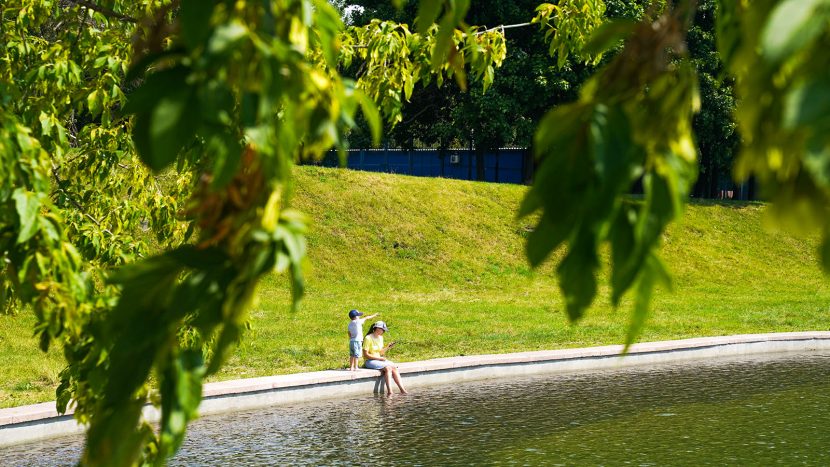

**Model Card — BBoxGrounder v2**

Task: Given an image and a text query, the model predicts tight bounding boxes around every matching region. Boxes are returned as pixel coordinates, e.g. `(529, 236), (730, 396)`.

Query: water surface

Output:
(3, 352), (829, 465)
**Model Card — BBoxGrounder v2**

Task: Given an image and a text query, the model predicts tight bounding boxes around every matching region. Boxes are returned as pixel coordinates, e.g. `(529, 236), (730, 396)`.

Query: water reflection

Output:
(2, 352), (829, 465)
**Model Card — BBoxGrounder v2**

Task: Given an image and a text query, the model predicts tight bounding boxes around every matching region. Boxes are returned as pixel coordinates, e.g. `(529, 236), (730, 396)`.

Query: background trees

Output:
(346, 0), (740, 195)
(348, 0), (597, 152)
(688, 0), (740, 198)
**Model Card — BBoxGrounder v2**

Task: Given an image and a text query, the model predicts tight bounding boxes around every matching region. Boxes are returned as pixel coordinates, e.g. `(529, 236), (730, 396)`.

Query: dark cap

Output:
(348, 309), (363, 319)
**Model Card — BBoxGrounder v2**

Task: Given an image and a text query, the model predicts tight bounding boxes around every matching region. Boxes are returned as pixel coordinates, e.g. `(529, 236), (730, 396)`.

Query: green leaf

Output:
(159, 348), (205, 458)
(168, 245), (230, 270)
(124, 48), (186, 84)
(715, 0), (742, 66)
(86, 90), (101, 116)
(803, 134), (830, 187)
(432, 14), (457, 72)
(583, 19), (636, 56)
(241, 92), (259, 128)
(526, 211), (571, 268)
(199, 82), (235, 126)
(208, 20), (248, 56)
(639, 171), (677, 247)
(517, 188), (542, 218)
(761, 0), (826, 64)
(289, 259), (305, 312)
(534, 103), (590, 161)
(416, 0), (442, 34)
(122, 67), (190, 116)
(147, 89), (198, 172)
(180, 0), (215, 50)
(609, 203), (638, 306)
(207, 323), (241, 375)
(356, 89), (382, 147)
(590, 104), (636, 191)
(124, 67), (199, 172)
(557, 229), (599, 321)
(38, 111), (52, 136)
(83, 400), (147, 467)
(623, 253), (658, 351)
(39, 331), (50, 352)
(12, 188), (40, 244)
(207, 132), (243, 189)
(783, 75), (830, 129)
(312, 0), (344, 66)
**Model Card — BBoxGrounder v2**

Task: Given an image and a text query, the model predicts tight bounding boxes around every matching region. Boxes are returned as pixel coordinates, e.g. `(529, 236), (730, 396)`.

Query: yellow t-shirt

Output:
(363, 334), (383, 359)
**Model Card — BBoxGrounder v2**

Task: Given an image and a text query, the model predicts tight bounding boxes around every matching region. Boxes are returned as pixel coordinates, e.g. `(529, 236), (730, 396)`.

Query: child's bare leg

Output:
(391, 367), (407, 393)
(383, 368), (392, 395)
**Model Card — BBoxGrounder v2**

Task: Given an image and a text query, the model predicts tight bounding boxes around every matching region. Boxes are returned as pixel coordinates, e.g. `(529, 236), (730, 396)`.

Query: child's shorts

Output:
(349, 339), (362, 358)
(364, 359), (394, 370)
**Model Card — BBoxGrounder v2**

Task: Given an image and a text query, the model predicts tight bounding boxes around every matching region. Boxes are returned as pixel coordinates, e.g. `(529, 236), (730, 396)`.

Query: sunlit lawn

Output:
(2, 167), (830, 408)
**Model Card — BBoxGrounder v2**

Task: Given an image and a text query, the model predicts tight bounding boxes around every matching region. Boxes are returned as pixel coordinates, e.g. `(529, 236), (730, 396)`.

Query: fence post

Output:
(383, 141), (390, 173)
(440, 148), (445, 177)
(468, 138), (473, 180)
(495, 150), (500, 183)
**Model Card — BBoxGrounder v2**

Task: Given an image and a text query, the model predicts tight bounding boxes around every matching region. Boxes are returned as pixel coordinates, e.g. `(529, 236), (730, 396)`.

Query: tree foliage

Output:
(0, 0), (507, 465)
(346, 0), (608, 154)
(339, 19), (507, 126)
(688, 0), (739, 198)
(718, 0), (830, 240)
(3, 0), (830, 466)
(522, 2), (699, 342)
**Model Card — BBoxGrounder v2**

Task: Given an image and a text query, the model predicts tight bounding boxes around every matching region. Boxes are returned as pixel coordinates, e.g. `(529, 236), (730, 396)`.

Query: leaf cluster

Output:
(532, 0), (607, 68)
(717, 0), (830, 250)
(340, 17), (506, 128)
(522, 3), (699, 346)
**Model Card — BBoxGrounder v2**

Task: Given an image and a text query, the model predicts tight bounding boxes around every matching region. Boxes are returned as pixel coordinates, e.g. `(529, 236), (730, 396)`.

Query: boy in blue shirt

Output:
(347, 309), (378, 371)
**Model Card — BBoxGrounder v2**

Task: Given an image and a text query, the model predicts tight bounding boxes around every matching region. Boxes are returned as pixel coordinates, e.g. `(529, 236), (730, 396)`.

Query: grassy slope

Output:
(2, 166), (829, 408)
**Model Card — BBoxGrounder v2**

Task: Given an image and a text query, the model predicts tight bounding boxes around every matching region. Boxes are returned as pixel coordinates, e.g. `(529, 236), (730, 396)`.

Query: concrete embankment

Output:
(2, 331), (829, 447)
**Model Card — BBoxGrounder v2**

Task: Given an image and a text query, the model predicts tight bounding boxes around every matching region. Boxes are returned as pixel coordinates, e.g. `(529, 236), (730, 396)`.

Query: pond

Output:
(2, 351), (830, 465)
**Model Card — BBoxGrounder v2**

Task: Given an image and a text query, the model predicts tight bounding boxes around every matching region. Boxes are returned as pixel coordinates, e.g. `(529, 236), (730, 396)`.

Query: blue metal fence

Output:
(313, 148), (532, 185)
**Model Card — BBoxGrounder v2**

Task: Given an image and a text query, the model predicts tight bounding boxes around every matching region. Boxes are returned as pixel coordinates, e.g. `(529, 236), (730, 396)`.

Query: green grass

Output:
(3, 166), (830, 408)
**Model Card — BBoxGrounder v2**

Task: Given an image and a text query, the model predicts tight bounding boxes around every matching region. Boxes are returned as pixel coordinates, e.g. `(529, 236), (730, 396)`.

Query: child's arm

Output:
(365, 313), (379, 320)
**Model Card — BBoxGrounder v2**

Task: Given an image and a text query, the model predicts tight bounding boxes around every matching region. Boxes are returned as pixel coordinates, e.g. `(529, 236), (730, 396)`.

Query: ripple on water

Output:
(2, 352), (830, 466)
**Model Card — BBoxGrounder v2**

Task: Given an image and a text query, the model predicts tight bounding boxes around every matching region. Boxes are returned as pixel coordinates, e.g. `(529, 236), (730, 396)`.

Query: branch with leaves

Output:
(532, 0), (607, 67)
(340, 19), (507, 126)
(521, 2), (699, 346)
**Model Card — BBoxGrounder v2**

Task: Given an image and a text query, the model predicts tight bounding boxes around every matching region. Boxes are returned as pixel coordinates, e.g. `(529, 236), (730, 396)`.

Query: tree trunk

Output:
(475, 147), (486, 181)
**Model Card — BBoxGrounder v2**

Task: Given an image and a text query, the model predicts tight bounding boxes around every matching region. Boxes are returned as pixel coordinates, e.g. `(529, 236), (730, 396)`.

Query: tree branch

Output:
(52, 164), (115, 237)
(66, 0), (138, 24)
(402, 103), (435, 125)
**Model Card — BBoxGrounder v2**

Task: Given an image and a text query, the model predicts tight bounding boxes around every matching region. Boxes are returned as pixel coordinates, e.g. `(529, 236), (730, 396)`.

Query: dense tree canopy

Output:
(347, 0), (608, 151)
(347, 0), (739, 194)
(2, 0), (830, 465)
(688, 0), (740, 198)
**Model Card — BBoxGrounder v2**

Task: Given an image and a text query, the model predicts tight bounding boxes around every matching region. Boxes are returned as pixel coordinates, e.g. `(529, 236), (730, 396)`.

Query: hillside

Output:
(3, 166), (829, 407)
(225, 166), (830, 377)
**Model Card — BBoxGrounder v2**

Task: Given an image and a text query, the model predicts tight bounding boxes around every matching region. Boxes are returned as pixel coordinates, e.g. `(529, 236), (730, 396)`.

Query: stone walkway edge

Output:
(2, 331), (830, 447)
